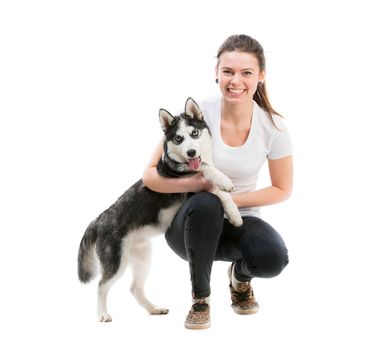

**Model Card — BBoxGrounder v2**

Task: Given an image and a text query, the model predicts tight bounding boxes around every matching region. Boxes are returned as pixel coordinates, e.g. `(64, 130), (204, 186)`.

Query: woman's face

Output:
(216, 50), (265, 104)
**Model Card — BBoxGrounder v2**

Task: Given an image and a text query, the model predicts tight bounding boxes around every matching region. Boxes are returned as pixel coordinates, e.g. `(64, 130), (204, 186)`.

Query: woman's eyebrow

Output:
(221, 67), (255, 71)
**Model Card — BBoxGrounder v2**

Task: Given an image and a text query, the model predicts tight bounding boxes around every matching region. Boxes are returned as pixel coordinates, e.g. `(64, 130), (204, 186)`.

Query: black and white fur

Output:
(77, 98), (242, 322)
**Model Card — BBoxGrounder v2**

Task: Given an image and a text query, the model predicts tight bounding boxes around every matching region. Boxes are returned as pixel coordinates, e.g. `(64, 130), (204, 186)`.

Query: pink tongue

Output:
(188, 158), (200, 170)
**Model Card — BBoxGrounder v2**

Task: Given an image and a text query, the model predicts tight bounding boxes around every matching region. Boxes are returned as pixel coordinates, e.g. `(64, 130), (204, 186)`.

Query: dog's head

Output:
(159, 98), (211, 172)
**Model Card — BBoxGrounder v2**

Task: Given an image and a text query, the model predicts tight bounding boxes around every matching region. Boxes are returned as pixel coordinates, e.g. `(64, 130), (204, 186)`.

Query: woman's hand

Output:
(187, 172), (214, 193)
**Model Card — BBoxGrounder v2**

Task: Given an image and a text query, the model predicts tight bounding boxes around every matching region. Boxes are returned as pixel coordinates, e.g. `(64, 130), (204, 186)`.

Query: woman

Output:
(142, 34), (293, 329)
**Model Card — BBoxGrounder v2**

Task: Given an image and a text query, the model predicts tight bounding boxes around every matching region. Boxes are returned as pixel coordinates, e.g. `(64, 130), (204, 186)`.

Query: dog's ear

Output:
(159, 108), (175, 132)
(185, 97), (204, 120)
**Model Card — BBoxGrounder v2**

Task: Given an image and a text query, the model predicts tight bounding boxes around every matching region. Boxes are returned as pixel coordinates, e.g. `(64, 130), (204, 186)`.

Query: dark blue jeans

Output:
(165, 192), (289, 298)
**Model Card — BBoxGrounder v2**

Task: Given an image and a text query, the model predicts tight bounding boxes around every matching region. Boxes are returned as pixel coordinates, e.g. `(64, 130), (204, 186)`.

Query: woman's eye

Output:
(243, 71), (253, 76)
(223, 70), (233, 75)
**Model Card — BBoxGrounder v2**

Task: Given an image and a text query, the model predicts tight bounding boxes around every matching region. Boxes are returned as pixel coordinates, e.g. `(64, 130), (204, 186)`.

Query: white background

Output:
(1, 0), (383, 348)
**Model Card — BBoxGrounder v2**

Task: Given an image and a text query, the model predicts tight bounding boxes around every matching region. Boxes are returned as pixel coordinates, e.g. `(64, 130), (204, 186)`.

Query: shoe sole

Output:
(232, 305), (259, 315)
(184, 321), (211, 330)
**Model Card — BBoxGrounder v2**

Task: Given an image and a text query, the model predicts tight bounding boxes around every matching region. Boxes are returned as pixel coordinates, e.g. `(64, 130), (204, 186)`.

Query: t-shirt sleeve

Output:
(267, 117), (293, 160)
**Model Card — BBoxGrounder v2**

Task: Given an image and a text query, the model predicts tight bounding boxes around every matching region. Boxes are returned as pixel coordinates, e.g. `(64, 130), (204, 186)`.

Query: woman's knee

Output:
(165, 192), (223, 257)
(239, 217), (289, 278)
(186, 192), (223, 219)
(247, 247), (289, 278)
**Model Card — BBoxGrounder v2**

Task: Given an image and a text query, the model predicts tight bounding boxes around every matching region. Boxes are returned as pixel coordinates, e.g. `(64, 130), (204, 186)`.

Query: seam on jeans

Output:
(184, 193), (224, 298)
(185, 211), (212, 298)
(185, 215), (197, 294)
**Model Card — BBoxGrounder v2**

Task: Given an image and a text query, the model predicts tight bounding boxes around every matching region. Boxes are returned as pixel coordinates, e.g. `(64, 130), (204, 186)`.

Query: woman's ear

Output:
(259, 70), (266, 83)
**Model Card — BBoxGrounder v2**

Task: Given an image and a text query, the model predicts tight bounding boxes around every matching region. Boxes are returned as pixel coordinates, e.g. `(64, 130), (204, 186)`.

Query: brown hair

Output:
(216, 34), (283, 126)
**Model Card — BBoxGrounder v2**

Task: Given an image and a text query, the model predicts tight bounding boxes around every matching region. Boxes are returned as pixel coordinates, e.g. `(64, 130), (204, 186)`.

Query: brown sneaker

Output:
(184, 298), (210, 330)
(228, 263), (259, 315)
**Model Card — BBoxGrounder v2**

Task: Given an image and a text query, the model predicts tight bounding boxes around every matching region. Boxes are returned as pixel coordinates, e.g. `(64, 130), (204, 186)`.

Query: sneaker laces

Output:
(232, 284), (253, 303)
(192, 302), (209, 312)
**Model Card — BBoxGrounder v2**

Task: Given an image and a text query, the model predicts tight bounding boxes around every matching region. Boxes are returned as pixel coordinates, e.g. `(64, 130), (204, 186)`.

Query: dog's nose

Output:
(187, 149), (196, 158)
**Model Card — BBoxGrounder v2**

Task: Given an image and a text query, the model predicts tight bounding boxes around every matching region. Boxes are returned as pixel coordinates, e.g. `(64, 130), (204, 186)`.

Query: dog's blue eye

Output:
(191, 130), (199, 138)
(174, 135), (183, 143)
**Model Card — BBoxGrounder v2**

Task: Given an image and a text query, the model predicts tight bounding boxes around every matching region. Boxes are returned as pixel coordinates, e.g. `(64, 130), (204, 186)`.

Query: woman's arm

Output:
(142, 138), (212, 193)
(231, 156), (293, 208)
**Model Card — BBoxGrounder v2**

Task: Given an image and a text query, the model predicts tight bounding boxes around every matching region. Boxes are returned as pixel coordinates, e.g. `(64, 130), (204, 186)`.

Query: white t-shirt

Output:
(197, 95), (293, 218)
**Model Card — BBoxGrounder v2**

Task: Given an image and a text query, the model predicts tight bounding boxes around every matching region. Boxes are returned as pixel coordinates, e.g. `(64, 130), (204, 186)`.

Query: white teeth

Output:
(228, 89), (244, 94)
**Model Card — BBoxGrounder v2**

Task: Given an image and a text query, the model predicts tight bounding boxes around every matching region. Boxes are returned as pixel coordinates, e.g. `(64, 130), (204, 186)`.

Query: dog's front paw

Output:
(229, 216), (243, 227)
(228, 213), (243, 227)
(215, 175), (234, 192)
(99, 313), (112, 322)
(150, 307), (169, 315)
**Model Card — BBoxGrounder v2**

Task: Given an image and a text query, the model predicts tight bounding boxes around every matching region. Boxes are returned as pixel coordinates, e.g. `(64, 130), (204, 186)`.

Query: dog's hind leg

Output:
(130, 240), (169, 315)
(97, 278), (115, 322)
(97, 246), (129, 322)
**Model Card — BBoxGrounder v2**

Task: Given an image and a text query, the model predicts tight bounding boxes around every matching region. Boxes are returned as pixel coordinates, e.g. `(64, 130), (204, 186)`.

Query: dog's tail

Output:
(77, 222), (98, 283)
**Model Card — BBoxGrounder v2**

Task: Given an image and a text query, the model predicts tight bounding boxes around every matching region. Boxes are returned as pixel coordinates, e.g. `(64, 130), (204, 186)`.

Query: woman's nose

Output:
(231, 73), (241, 83)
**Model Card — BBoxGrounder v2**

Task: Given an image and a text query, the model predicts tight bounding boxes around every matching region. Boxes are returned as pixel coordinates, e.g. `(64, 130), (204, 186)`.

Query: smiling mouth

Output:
(227, 88), (246, 95)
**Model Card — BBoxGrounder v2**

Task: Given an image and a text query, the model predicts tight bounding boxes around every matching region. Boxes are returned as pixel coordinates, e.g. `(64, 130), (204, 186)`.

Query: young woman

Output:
(142, 34), (293, 329)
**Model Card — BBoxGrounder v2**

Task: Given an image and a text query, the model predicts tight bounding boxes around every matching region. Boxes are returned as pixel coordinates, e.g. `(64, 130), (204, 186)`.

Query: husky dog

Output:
(78, 98), (242, 322)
